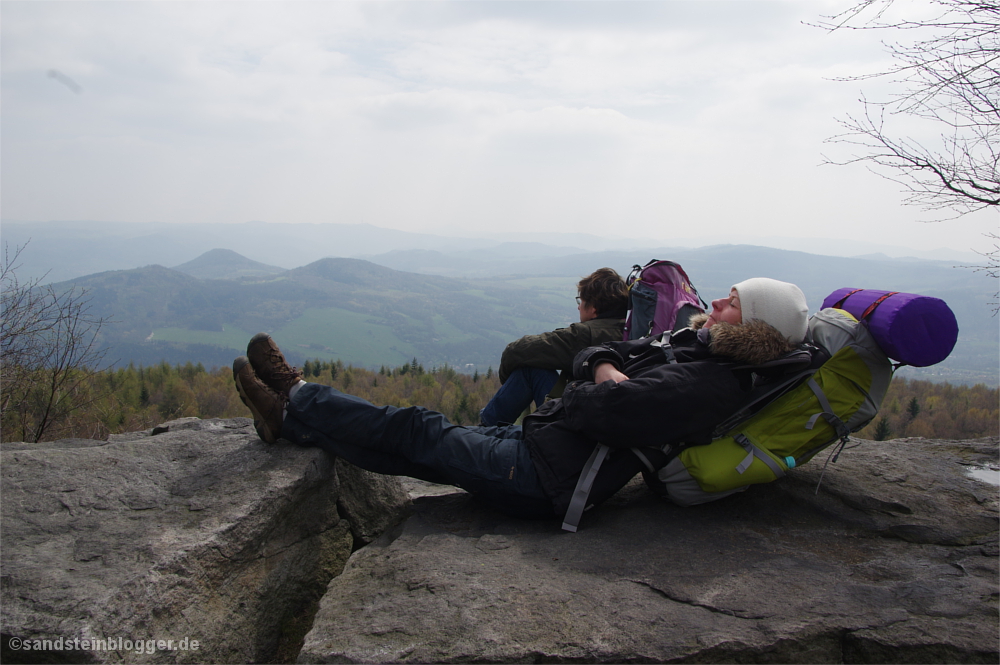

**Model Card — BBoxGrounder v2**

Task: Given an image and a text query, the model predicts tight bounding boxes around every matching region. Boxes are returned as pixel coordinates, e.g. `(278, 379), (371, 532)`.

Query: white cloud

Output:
(1, 0), (994, 254)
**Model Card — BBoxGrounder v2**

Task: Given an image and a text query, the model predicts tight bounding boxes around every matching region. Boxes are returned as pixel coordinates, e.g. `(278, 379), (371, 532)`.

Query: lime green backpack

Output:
(655, 308), (893, 507)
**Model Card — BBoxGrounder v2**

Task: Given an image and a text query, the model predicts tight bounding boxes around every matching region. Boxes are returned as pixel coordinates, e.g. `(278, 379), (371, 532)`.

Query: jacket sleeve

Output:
(498, 322), (609, 383)
(559, 359), (747, 449)
(572, 337), (660, 382)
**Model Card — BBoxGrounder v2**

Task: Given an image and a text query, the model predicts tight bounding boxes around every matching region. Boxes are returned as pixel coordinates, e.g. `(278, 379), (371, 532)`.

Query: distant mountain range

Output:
(38, 245), (999, 387)
(2, 219), (983, 284)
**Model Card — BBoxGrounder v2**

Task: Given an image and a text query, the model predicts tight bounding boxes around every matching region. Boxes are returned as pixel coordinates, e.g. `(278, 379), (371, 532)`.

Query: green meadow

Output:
(274, 307), (421, 367)
(149, 324), (256, 351)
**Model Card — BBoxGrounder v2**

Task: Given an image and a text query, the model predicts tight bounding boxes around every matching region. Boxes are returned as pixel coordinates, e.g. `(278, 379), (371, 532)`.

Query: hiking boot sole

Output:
(233, 356), (280, 444)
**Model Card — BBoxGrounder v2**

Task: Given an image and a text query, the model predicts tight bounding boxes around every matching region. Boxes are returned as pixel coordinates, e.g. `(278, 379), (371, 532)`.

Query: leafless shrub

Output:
(1, 242), (111, 442)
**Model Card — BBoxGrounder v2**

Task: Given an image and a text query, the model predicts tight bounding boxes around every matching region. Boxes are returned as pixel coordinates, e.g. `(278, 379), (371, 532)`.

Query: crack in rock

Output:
(627, 578), (769, 620)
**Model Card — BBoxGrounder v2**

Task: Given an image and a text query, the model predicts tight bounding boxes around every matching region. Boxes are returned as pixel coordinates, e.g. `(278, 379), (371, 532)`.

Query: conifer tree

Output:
(873, 416), (893, 441)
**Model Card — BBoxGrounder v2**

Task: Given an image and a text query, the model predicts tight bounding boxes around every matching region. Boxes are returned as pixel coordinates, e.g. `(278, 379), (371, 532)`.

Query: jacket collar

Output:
(687, 312), (798, 365)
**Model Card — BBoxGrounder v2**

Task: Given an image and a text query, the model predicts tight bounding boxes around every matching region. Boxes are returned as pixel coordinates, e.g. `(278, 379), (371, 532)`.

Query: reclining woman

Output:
(233, 278), (809, 526)
(480, 267), (628, 426)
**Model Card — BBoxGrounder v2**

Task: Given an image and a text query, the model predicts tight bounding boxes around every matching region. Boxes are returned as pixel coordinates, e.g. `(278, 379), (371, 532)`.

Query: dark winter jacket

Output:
(522, 315), (804, 517)
(498, 314), (625, 384)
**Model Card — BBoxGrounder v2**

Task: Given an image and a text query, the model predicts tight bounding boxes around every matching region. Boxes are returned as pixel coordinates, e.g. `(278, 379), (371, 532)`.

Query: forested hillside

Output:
(857, 378), (999, 442)
(57, 258), (572, 371)
(0, 359), (502, 444)
(2, 360), (994, 445)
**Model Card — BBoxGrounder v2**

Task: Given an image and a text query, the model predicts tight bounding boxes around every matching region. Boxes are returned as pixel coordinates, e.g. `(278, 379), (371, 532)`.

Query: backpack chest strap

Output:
(649, 333), (677, 363)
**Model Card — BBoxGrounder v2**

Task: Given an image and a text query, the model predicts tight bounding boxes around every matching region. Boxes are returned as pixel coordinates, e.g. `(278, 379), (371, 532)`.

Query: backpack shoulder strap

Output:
(562, 444), (611, 532)
(563, 333), (679, 532)
(709, 346), (824, 439)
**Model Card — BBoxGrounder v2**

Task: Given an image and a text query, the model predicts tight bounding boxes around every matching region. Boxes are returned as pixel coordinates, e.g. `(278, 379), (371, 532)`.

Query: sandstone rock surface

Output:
(3, 423), (996, 664)
(299, 437), (999, 663)
(1, 417), (410, 664)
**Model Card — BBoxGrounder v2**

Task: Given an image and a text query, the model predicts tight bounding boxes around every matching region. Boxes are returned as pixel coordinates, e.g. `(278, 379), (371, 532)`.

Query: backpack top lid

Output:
(821, 288), (958, 367)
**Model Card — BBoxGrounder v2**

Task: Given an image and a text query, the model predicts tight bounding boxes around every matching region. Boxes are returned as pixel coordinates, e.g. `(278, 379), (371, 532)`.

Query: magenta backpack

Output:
(623, 260), (707, 340)
(822, 288), (958, 367)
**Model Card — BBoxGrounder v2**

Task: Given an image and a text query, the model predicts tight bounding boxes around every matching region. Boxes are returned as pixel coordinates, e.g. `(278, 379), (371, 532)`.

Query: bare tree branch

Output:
(816, 0), (1000, 216)
(815, 1), (999, 310)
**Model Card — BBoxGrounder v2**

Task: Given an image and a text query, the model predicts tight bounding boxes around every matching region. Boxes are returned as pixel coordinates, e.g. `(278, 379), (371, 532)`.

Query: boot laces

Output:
(266, 348), (302, 383)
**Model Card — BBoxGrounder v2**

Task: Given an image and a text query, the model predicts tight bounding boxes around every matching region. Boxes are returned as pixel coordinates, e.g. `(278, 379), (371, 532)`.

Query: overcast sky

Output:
(2, 0), (996, 255)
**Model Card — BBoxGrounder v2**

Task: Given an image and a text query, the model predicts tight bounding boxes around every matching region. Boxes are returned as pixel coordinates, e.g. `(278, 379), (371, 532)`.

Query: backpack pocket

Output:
(626, 281), (657, 340)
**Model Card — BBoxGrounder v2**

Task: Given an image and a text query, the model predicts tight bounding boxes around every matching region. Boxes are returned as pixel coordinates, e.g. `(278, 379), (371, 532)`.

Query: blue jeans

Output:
(281, 382), (555, 519)
(479, 367), (559, 427)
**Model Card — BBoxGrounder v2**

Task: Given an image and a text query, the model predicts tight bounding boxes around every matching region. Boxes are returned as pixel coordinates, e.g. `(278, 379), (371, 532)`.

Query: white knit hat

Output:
(732, 278), (809, 344)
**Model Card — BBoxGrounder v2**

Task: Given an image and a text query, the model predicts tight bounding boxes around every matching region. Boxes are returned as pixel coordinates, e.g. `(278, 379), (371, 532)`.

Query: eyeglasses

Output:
(575, 297), (583, 305)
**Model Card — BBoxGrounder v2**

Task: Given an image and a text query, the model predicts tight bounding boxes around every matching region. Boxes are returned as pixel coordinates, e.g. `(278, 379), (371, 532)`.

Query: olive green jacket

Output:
(497, 316), (625, 384)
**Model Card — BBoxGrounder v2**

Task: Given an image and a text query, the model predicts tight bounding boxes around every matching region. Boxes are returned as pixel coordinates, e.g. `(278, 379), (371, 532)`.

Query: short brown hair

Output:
(578, 268), (628, 316)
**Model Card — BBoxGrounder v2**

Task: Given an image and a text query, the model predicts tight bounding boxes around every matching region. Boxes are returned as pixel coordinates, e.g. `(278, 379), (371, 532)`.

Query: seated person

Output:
(233, 277), (809, 526)
(479, 267), (628, 426)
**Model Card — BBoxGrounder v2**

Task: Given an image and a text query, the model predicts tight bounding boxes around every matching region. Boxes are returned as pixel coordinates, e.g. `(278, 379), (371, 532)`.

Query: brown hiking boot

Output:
(233, 356), (284, 444)
(247, 332), (303, 397)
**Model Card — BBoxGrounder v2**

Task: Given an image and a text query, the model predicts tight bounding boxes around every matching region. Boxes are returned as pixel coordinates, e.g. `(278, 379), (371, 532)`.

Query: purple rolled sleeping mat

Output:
(822, 288), (959, 367)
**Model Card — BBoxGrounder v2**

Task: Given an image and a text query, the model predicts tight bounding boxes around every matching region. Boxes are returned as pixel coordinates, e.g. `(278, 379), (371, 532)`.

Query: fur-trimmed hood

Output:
(689, 312), (798, 366)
